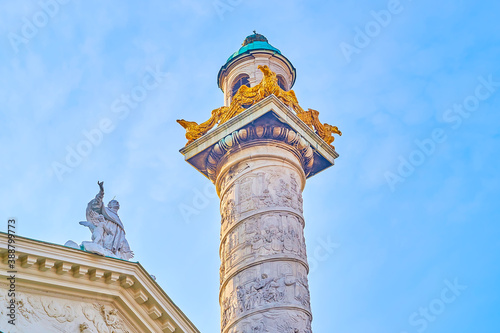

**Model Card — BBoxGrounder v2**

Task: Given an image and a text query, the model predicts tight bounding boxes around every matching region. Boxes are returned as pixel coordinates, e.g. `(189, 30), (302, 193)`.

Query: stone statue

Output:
(68, 181), (134, 260)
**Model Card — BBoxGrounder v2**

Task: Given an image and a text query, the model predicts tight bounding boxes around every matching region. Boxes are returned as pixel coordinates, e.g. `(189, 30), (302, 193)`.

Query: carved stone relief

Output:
(219, 157), (312, 332)
(220, 262), (311, 331)
(221, 169), (304, 237)
(0, 286), (132, 333)
(220, 162), (252, 195)
(225, 309), (312, 333)
(220, 212), (307, 283)
(221, 184), (237, 235)
(235, 170), (303, 214)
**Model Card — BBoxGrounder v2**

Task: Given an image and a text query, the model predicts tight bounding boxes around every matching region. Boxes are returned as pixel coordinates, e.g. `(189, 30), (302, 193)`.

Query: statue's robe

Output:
(101, 206), (126, 253)
(86, 190), (132, 259)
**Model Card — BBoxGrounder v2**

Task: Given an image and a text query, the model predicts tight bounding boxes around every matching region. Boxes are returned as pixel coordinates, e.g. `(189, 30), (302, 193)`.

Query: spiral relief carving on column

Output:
(175, 34), (342, 333)
(217, 149), (313, 332)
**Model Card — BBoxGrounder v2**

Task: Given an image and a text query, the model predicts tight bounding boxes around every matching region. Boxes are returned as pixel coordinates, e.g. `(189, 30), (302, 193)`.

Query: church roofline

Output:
(0, 231), (200, 333)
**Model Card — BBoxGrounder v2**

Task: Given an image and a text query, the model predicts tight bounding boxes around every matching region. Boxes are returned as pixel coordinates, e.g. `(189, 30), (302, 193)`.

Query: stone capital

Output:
(179, 95), (339, 184)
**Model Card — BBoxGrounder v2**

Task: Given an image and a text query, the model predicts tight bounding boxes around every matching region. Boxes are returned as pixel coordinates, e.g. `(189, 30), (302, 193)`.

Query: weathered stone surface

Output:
(180, 96), (339, 333)
(67, 181), (134, 261)
(217, 140), (312, 333)
(0, 286), (133, 333)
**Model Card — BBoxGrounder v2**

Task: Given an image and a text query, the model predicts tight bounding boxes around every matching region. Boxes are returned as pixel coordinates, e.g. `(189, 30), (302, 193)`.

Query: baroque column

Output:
(216, 122), (313, 333)
(178, 32), (340, 333)
(179, 95), (339, 333)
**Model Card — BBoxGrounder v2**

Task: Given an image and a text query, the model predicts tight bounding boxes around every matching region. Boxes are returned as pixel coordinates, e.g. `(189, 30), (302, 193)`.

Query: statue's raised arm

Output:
(93, 181), (104, 211)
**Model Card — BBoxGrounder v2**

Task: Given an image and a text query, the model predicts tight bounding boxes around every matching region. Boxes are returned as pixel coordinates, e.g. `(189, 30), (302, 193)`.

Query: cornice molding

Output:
(0, 232), (199, 333)
(206, 126), (314, 182)
(180, 95), (339, 183)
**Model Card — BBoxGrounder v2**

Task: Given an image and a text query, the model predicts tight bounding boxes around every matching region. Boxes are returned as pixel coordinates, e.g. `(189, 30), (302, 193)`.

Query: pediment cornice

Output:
(0, 232), (199, 333)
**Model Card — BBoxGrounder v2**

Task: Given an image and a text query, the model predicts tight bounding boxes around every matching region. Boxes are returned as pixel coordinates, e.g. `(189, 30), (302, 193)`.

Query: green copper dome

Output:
(226, 33), (282, 63)
(217, 32), (296, 90)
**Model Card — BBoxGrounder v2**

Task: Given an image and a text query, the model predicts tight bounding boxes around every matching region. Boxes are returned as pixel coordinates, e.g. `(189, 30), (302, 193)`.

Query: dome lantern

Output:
(217, 32), (297, 106)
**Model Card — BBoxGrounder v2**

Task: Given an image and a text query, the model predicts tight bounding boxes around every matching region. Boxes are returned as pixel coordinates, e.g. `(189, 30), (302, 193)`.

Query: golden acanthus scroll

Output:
(177, 65), (342, 147)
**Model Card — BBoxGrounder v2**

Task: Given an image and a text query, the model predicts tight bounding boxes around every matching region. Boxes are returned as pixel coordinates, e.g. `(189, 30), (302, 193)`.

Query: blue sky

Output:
(1, 0), (499, 332)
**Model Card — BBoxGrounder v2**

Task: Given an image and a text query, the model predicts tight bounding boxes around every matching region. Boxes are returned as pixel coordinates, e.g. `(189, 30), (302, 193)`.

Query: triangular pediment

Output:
(0, 232), (199, 333)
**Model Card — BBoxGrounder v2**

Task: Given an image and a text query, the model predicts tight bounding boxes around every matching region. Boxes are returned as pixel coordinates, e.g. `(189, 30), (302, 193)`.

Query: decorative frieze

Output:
(220, 211), (307, 284)
(221, 262), (311, 331)
(217, 138), (313, 333)
(207, 124), (314, 182)
(0, 287), (132, 333)
(225, 310), (312, 333)
(220, 168), (304, 237)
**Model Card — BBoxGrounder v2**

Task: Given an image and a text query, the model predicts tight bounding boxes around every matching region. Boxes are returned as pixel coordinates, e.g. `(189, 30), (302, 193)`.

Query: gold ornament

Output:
(296, 108), (342, 147)
(177, 65), (341, 147)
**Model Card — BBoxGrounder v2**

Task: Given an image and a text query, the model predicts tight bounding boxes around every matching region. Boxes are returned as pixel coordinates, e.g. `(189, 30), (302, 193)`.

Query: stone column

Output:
(214, 124), (314, 333)
(179, 96), (338, 333)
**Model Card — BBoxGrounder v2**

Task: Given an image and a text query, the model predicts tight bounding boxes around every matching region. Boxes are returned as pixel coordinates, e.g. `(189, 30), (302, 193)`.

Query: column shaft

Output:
(217, 142), (313, 333)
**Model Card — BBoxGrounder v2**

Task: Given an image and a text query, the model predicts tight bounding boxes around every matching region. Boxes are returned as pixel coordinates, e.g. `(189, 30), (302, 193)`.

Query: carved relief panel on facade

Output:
(220, 262), (311, 331)
(0, 286), (132, 333)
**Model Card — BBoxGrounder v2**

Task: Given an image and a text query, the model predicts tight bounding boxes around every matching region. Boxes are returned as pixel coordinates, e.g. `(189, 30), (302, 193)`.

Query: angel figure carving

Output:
(78, 181), (134, 260)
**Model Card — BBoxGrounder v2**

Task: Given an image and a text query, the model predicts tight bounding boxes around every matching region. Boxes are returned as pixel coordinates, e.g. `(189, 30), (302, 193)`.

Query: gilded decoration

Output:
(177, 65), (342, 147)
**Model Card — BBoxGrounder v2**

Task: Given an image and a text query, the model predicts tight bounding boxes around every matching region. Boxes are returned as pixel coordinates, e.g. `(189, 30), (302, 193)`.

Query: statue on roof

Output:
(66, 181), (134, 260)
